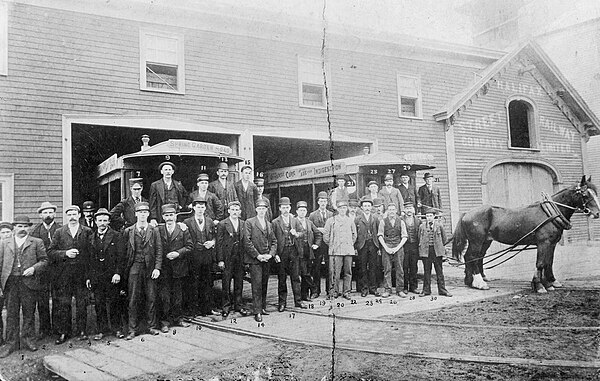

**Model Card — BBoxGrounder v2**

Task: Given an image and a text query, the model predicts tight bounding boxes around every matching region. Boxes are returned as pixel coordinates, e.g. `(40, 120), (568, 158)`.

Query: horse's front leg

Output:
(532, 244), (550, 293)
(542, 243), (562, 290)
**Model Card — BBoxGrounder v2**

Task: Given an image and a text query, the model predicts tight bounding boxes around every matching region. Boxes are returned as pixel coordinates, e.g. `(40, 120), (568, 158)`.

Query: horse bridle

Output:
(554, 185), (598, 215)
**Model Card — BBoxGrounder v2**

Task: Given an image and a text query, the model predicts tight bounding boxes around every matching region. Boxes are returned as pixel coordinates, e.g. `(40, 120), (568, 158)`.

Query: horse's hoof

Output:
(482, 276), (490, 282)
(551, 281), (563, 288)
(536, 287), (548, 294)
(546, 286), (555, 291)
(471, 274), (490, 290)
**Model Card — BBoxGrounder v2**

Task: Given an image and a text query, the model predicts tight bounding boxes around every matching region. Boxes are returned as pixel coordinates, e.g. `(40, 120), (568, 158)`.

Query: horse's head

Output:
(575, 176), (600, 218)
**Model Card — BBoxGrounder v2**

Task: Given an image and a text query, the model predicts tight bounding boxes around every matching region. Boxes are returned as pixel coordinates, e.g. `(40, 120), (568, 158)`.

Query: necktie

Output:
(322, 212), (326, 221)
(135, 197), (141, 203)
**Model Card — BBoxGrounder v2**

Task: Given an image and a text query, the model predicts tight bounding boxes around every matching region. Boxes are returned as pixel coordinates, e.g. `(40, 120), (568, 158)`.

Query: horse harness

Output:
(540, 192), (572, 231)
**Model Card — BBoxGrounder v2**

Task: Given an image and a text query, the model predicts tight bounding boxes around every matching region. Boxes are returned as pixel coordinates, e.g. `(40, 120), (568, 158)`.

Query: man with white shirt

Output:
(295, 201), (322, 301)
(216, 201), (249, 317)
(308, 191), (333, 299)
(110, 178), (147, 231)
(208, 162), (238, 218)
(48, 205), (93, 344)
(234, 165), (258, 221)
(0, 216), (47, 358)
(187, 173), (223, 225)
(149, 161), (188, 226)
(243, 199), (277, 322)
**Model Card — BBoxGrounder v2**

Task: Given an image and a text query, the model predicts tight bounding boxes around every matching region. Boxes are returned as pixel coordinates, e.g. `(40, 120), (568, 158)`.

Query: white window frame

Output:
(397, 74), (422, 119)
(298, 57), (329, 109)
(0, 1), (8, 76)
(139, 29), (185, 94)
(505, 95), (540, 151)
(0, 173), (14, 222)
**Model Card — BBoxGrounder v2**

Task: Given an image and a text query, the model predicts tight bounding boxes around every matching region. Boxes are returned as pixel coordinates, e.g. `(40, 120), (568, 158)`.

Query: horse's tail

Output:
(452, 213), (468, 261)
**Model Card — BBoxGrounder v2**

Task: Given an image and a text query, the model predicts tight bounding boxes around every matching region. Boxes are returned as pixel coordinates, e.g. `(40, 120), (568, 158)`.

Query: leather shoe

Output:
(419, 292), (430, 297)
(77, 332), (88, 341)
(440, 292), (453, 297)
(254, 314), (263, 322)
(93, 333), (104, 341)
(381, 292), (391, 298)
(239, 308), (251, 317)
(294, 302), (308, 309)
(148, 328), (161, 336)
(360, 290), (368, 297)
(21, 338), (38, 352)
(115, 331), (125, 339)
(261, 309), (270, 315)
(174, 320), (191, 328)
(278, 305), (286, 312)
(55, 334), (68, 345)
(222, 310), (230, 318)
(342, 293), (352, 300)
(125, 332), (136, 341)
(310, 293), (319, 299)
(161, 325), (169, 333)
(0, 344), (16, 358)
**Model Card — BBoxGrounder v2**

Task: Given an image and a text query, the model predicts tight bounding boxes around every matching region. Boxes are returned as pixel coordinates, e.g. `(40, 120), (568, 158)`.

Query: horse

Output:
(452, 176), (600, 293)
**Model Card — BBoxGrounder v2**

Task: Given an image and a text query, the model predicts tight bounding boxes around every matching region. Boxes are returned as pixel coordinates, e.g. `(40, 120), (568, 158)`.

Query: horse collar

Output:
(541, 200), (572, 230)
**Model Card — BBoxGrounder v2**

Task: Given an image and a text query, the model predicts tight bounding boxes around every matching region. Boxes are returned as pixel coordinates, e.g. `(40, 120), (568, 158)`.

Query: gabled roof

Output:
(434, 41), (600, 137)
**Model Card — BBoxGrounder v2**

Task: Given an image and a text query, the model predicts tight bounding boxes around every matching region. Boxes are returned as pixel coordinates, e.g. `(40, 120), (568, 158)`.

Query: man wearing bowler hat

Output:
(272, 197), (306, 311)
(48, 205), (93, 344)
(398, 172), (419, 211)
(255, 178), (272, 222)
(378, 174), (404, 214)
(123, 202), (163, 340)
(30, 201), (61, 339)
(417, 172), (442, 215)
(208, 162), (238, 218)
(110, 178), (147, 231)
(308, 191), (333, 298)
(235, 165), (258, 221)
(187, 173), (224, 225)
(295, 201), (322, 301)
(0, 216), (47, 357)
(149, 161), (188, 227)
(80, 201), (97, 230)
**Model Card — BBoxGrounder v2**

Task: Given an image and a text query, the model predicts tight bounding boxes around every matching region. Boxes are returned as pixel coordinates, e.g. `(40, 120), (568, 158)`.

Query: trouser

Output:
(248, 261), (270, 314)
(422, 246), (448, 295)
(312, 243), (329, 296)
(300, 243), (315, 300)
(222, 252), (245, 313)
(36, 284), (52, 336)
(158, 275), (184, 327)
(329, 255), (353, 295)
(382, 249), (404, 293)
(0, 295), (4, 343)
(359, 241), (379, 293)
(403, 242), (419, 292)
(54, 273), (88, 336)
(5, 276), (36, 346)
(192, 263), (214, 315)
(93, 280), (127, 334)
(277, 246), (302, 307)
(128, 264), (158, 334)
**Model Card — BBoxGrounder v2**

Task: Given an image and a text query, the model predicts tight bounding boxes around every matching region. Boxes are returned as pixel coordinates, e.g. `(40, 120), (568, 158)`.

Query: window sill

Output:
(508, 146), (540, 152)
(300, 103), (327, 110)
(140, 87), (185, 95)
(398, 115), (423, 120)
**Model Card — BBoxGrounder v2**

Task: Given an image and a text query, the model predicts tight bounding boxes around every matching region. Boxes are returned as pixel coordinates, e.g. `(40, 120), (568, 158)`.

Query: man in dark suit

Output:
(183, 198), (217, 317)
(0, 216), (47, 357)
(272, 197), (306, 312)
(208, 162), (238, 218)
(234, 165), (258, 221)
(123, 202), (163, 340)
(294, 201), (322, 301)
(149, 162), (188, 226)
(187, 173), (224, 225)
(80, 201), (97, 230)
(216, 201), (249, 317)
(30, 201), (61, 339)
(255, 178), (272, 222)
(244, 199), (277, 322)
(157, 204), (192, 332)
(417, 172), (442, 215)
(110, 178), (147, 231)
(86, 208), (126, 340)
(48, 205), (93, 345)
(398, 172), (419, 211)
(308, 191), (333, 299)
(354, 196), (380, 297)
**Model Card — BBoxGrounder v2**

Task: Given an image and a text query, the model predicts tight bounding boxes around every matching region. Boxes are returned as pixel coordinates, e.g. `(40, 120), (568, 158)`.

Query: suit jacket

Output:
(418, 220), (448, 258)
(243, 217), (277, 264)
(354, 213), (380, 250)
(295, 218), (322, 260)
(0, 235), (48, 291)
(149, 179), (188, 222)
(158, 224), (192, 279)
(398, 183), (419, 209)
(183, 215), (216, 267)
(234, 180), (258, 220)
(79, 216), (96, 231)
(30, 221), (61, 285)
(124, 224), (163, 275)
(257, 195), (273, 222)
(418, 184), (442, 210)
(110, 196), (147, 231)
(88, 228), (124, 283)
(378, 187), (405, 213)
(208, 179), (238, 214)
(48, 224), (93, 285)
(308, 209), (333, 229)
(271, 215), (304, 257)
(216, 217), (245, 264)
(187, 190), (224, 221)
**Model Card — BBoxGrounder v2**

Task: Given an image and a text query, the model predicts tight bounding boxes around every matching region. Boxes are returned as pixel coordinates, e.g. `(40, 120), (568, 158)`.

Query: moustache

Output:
(43, 216), (55, 224)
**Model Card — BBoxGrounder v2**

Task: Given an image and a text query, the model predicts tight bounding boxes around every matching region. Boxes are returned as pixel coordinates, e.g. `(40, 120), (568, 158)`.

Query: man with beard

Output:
(187, 173), (223, 225)
(354, 196), (380, 297)
(234, 165), (258, 221)
(149, 162), (188, 227)
(86, 208), (127, 340)
(401, 203), (421, 294)
(30, 201), (61, 339)
(110, 178), (147, 231)
(0, 216), (47, 357)
(208, 162), (238, 218)
(49, 205), (92, 344)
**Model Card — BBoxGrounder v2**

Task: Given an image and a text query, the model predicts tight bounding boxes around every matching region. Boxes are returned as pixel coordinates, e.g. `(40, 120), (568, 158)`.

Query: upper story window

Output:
(0, 1), (8, 76)
(507, 98), (538, 149)
(139, 29), (185, 94)
(298, 57), (329, 109)
(0, 174), (14, 222)
(397, 74), (422, 119)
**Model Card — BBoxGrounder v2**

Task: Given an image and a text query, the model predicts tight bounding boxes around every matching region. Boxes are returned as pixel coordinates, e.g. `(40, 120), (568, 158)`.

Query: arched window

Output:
(507, 99), (538, 149)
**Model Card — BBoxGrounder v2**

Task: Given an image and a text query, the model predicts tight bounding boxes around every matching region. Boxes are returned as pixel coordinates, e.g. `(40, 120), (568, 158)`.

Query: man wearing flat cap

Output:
(110, 178), (147, 231)
(378, 174), (404, 215)
(330, 176), (349, 211)
(80, 201), (97, 230)
(366, 180), (380, 202)
(149, 162), (188, 227)
(30, 201), (61, 339)
(235, 165), (258, 221)
(0, 216), (48, 357)
(254, 178), (272, 222)
(86, 208), (127, 340)
(208, 162), (238, 218)
(187, 173), (224, 225)
(48, 205), (93, 344)
(308, 191), (333, 299)
(123, 202), (163, 340)
(417, 172), (442, 215)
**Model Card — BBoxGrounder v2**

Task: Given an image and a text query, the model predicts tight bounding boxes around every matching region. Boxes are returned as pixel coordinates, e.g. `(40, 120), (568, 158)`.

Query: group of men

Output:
(0, 161), (451, 357)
